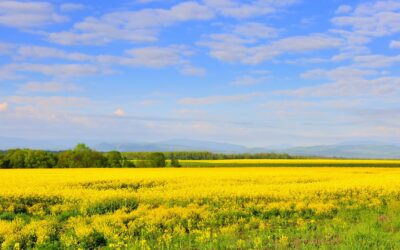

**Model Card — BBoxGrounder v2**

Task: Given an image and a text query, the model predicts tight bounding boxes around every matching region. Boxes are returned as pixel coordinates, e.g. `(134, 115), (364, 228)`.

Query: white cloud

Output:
(17, 46), (92, 61)
(2, 95), (97, 127)
(103, 46), (202, 75)
(180, 65), (206, 76)
(178, 92), (262, 105)
(390, 40), (400, 48)
(353, 54), (400, 68)
(330, 44), (370, 62)
(335, 5), (352, 14)
(174, 109), (207, 117)
(124, 46), (185, 68)
(0, 1), (67, 29)
(49, 2), (214, 45)
(138, 99), (160, 106)
(271, 35), (342, 52)
(0, 42), (13, 55)
(8, 96), (90, 107)
(233, 22), (279, 39)
(0, 64), (21, 80)
(260, 100), (316, 110)
(332, 1), (400, 37)
(200, 33), (342, 64)
(301, 67), (376, 80)
(284, 57), (329, 65)
(136, 0), (160, 3)
(279, 77), (400, 97)
(280, 67), (400, 98)
(231, 75), (268, 86)
(7, 63), (100, 77)
(203, 0), (298, 19)
(60, 3), (85, 12)
(114, 108), (125, 117)
(13, 45), (199, 75)
(19, 82), (79, 93)
(0, 102), (8, 112)
(97, 46), (195, 71)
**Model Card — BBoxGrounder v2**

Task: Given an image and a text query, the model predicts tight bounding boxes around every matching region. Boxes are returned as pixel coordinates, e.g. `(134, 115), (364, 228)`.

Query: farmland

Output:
(1, 167), (400, 249)
(179, 159), (400, 168)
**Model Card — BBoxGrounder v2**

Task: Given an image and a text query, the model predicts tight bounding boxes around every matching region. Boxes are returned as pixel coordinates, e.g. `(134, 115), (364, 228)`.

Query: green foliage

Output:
(0, 144), (144, 168)
(1, 149), (57, 169)
(147, 152), (166, 168)
(0, 153), (9, 169)
(6, 149), (28, 168)
(123, 151), (295, 161)
(105, 151), (123, 168)
(24, 150), (57, 168)
(122, 160), (135, 168)
(170, 155), (181, 168)
(74, 143), (92, 152)
(80, 231), (107, 249)
(87, 198), (138, 215)
(1, 146), (300, 169)
(57, 144), (107, 168)
(135, 152), (166, 168)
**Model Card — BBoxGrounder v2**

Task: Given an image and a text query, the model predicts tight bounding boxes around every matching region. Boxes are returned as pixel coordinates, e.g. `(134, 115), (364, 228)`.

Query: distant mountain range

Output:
(1, 137), (400, 159)
(275, 145), (400, 159)
(93, 139), (400, 159)
(94, 139), (251, 153)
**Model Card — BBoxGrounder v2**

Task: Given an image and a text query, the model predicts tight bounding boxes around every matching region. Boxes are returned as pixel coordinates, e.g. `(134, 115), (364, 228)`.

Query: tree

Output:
(170, 154), (181, 168)
(24, 150), (57, 168)
(105, 151), (123, 168)
(57, 144), (108, 168)
(0, 153), (9, 169)
(122, 159), (135, 168)
(74, 143), (92, 152)
(147, 152), (166, 168)
(6, 149), (27, 168)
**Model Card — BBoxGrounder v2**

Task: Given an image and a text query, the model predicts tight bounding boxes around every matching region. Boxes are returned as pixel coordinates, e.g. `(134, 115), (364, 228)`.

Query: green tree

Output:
(24, 150), (57, 168)
(6, 149), (27, 168)
(122, 159), (135, 168)
(74, 143), (92, 152)
(57, 144), (107, 168)
(147, 152), (166, 168)
(0, 153), (9, 169)
(105, 151), (123, 168)
(170, 154), (181, 168)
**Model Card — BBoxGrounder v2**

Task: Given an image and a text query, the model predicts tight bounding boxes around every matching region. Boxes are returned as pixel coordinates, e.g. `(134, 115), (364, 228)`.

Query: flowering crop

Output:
(1, 167), (400, 249)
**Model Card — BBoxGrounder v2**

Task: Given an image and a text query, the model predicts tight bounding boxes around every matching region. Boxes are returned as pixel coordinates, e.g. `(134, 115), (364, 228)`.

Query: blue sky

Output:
(0, 0), (400, 147)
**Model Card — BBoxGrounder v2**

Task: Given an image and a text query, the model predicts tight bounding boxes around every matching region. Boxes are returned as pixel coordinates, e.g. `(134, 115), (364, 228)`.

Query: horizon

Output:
(1, 133), (400, 152)
(1, 0), (400, 147)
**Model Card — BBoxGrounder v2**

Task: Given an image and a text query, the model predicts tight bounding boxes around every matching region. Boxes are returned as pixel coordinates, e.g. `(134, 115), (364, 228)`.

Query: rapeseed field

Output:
(1, 167), (400, 249)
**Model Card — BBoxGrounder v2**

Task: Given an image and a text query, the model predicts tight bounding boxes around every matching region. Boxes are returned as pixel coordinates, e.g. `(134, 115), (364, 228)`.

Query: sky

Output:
(0, 0), (400, 147)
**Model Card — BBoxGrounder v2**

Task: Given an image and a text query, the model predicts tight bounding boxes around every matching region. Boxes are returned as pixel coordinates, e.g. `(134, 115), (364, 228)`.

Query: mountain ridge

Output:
(1, 137), (400, 159)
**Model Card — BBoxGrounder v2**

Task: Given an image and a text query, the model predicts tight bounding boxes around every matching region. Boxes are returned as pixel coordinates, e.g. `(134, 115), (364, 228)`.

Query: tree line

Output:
(123, 151), (295, 160)
(0, 144), (176, 169)
(0, 144), (299, 169)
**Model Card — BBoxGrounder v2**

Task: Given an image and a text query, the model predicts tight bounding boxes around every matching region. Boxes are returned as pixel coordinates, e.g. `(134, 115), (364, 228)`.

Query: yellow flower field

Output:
(1, 167), (400, 249)
(181, 158), (400, 164)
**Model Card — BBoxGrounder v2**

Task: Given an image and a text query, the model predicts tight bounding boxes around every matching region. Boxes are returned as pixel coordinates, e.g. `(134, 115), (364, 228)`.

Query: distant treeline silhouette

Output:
(123, 151), (294, 160)
(0, 144), (297, 168)
(0, 144), (165, 169)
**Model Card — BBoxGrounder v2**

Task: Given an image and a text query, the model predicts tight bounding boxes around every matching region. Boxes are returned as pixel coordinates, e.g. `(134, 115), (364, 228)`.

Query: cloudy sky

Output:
(0, 0), (400, 147)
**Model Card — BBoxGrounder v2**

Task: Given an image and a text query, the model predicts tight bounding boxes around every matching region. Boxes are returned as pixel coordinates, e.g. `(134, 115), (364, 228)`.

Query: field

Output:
(1, 167), (400, 249)
(179, 159), (400, 168)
